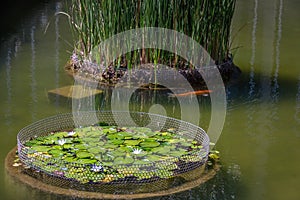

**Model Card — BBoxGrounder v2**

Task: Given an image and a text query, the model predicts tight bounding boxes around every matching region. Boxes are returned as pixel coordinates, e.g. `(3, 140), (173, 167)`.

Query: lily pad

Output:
(108, 150), (125, 157)
(147, 154), (162, 162)
(114, 156), (134, 165)
(63, 144), (73, 149)
(107, 133), (125, 140)
(55, 131), (69, 138)
(103, 128), (117, 134)
(88, 147), (106, 154)
(76, 158), (97, 164)
(63, 156), (77, 162)
(31, 145), (51, 152)
(49, 149), (65, 157)
(82, 137), (98, 143)
(76, 151), (94, 159)
(118, 146), (131, 152)
(124, 140), (141, 146)
(118, 131), (133, 137)
(152, 146), (171, 154)
(74, 144), (87, 150)
(140, 141), (160, 148)
(85, 131), (101, 138)
(103, 143), (118, 149)
(25, 140), (41, 146)
(169, 149), (187, 157)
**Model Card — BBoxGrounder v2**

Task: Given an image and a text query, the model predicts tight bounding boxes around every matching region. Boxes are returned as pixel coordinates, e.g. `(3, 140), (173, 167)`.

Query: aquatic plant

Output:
(20, 125), (207, 184)
(67, 0), (236, 67)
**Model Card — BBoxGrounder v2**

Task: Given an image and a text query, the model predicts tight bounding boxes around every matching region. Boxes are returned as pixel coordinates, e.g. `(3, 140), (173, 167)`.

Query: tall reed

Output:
(67, 0), (236, 67)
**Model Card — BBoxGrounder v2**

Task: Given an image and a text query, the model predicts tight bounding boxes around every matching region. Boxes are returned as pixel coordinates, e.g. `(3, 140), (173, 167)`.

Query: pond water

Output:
(0, 0), (299, 199)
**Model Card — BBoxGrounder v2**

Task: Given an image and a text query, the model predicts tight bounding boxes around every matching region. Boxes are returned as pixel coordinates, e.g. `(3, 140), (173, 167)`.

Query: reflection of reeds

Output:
(68, 0), (236, 66)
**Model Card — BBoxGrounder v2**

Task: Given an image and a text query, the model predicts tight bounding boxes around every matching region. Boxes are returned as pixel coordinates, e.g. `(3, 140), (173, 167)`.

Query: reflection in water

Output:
(54, 2), (62, 108)
(295, 77), (300, 130)
(40, 3), (48, 28)
(5, 48), (12, 127)
(248, 0), (258, 99)
(246, 0), (283, 199)
(5, 38), (22, 128)
(30, 25), (37, 121)
(271, 0), (283, 103)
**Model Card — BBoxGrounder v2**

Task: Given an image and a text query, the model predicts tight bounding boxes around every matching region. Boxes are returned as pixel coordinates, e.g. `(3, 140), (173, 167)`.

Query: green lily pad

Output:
(86, 141), (100, 147)
(180, 141), (192, 147)
(147, 154), (162, 162)
(76, 158), (97, 164)
(103, 128), (117, 134)
(140, 141), (160, 148)
(144, 138), (157, 142)
(103, 143), (118, 149)
(152, 146), (171, 154)
(52, 145), (63, 150)
(169, 149), (187, 157)
(118, 131), (133, 137)
(124, 140), (141, 146)
(102, 154), (114, 161)
(85, 131), (101, 138)
(53, 131), (68, 138)
(114, 156), (134, 165)
(81, 137), (98, 143)
(109, 132), (132, 140)
(118, 146), (131, 152)
(49, 149), (65, 157)
(63, 156), (77, 162)
(31, 145), (51, 152)
(63, 144), (73, 149)
(88, 147), (106, 154)
(76, 151), (94, 159)
(25, 140), (41, 146)
(108, 150), (125, 157)
(74, 144), (87, 150)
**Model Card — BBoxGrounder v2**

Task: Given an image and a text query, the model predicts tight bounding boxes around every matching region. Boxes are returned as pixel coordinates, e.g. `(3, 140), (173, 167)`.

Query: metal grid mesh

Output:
(17, 111), (209, 193)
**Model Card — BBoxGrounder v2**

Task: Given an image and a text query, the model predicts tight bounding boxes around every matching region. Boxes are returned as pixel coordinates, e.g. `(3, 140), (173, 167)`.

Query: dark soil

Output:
(65, 56), (241, 89)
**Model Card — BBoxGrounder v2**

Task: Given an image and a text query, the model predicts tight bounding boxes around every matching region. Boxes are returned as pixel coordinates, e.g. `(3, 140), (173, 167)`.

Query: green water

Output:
(0, 0), (300, 199)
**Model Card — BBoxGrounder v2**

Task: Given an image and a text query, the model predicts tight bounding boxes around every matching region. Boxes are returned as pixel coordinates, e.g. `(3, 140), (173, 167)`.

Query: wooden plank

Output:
(48, 85), (103, 100)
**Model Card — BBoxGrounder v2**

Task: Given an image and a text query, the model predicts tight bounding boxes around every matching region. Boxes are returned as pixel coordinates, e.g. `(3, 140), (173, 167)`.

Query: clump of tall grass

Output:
(67, 0), (236, 77)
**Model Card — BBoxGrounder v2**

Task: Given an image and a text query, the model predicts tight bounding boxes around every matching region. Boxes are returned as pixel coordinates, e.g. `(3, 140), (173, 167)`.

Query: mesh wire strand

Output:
(17, 111), (209, 194)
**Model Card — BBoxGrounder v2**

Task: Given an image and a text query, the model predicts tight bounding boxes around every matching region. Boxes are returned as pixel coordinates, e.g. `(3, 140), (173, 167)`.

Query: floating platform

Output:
(48, 85), (103, 99)
(47, 85), (103, 106)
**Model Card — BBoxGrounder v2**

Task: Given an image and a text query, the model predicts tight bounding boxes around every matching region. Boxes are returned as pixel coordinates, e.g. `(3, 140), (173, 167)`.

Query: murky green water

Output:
(0, 0), (299, 199)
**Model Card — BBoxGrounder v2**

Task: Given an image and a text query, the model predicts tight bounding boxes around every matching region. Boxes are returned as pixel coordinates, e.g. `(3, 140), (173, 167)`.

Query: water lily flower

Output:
(57, 139), (67, 145)
(132, 148), (143, 155)
(67, 131), (76, 136)
(61, 167), (68, 171)
(90, 164), (103, 172)
(53, 171), (64, 176)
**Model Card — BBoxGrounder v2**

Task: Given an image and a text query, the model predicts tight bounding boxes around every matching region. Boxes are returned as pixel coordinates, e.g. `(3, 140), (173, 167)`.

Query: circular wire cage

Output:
(17, 111), (210, 194)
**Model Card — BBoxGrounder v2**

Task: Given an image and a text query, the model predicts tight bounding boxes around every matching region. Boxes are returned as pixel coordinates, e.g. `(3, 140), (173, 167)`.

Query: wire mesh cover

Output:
(17, 111), (209, 194)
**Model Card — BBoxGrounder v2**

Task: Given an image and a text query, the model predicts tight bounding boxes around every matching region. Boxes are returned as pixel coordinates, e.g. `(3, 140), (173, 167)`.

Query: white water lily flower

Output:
(91, 164), (103, 172)
(57, 138), (67, 145)
(132, 148), (143, 155)
(67, 131), (76, 136)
